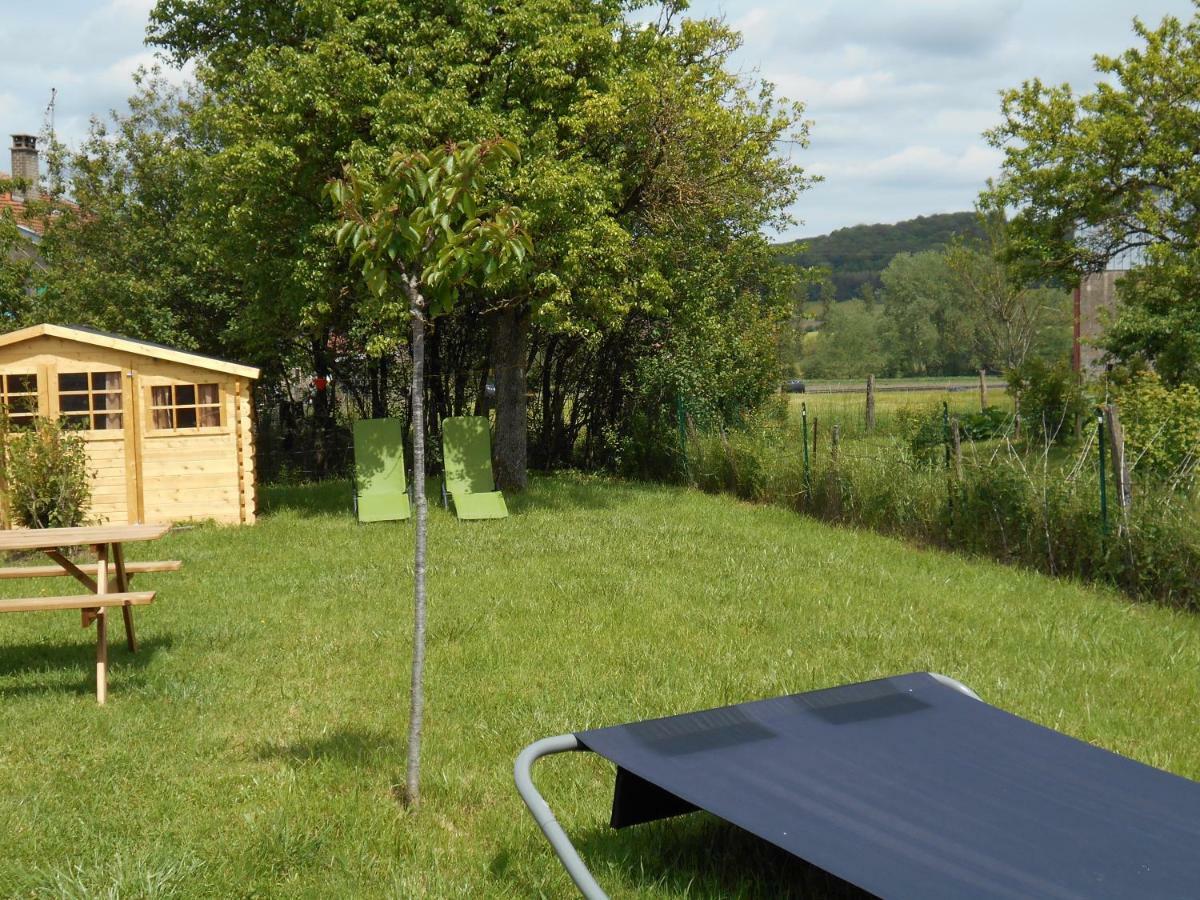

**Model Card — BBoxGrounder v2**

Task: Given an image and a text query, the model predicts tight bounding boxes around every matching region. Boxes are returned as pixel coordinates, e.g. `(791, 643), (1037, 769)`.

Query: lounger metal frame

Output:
(514, 674), (981, 900)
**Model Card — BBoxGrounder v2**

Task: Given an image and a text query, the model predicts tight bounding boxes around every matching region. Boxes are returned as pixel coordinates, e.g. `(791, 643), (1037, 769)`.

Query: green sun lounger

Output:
(352, 418), (411, 522)
(442, 416), (508, 520)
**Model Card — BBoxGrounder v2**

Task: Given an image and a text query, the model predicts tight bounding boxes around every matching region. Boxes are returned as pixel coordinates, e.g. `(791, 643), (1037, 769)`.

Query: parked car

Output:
(782, 379), (806, 394)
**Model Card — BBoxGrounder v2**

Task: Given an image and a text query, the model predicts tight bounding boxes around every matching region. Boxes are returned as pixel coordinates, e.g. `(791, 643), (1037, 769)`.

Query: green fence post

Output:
(942, 401), (951, 470)
(801, 401), (811, 497)
(1096, 407), (1108, 536)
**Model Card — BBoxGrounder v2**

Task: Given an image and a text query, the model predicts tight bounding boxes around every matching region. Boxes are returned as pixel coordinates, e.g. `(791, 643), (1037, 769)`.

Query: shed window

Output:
(151, 383), (221, 430)
(58, 372), (123, 430)
(1, 374), (38, 428)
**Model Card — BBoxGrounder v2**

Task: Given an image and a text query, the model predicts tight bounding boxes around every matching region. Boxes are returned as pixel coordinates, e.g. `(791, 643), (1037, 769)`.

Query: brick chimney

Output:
(10, 134), (39, 201)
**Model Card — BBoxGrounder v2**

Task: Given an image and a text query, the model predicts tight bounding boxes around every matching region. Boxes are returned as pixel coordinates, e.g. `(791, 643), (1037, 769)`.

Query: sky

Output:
(2, 0), (1196, 239)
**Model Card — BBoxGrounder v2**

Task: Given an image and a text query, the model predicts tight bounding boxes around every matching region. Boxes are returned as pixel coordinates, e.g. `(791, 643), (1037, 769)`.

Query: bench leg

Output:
(112, 544), (137, 652)
(96, 609), (107, 705)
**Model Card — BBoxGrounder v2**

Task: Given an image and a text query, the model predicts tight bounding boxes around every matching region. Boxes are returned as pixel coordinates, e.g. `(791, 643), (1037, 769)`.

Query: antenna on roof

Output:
(44, 88), (57, 137)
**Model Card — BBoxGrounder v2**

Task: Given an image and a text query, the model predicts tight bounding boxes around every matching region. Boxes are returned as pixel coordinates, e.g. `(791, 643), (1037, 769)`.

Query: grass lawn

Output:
(1, 474), (1198, 897)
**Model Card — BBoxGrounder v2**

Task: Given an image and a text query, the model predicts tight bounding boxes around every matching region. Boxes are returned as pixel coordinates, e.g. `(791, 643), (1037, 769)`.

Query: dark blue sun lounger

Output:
(516, 672), (1200, 899)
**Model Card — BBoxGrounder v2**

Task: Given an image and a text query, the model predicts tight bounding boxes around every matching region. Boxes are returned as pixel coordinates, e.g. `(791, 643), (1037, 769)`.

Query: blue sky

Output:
(2, 0), (1196, 238)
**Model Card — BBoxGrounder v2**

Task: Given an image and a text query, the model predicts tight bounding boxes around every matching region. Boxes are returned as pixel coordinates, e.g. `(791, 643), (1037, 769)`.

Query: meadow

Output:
(0, 474), (1198, 897)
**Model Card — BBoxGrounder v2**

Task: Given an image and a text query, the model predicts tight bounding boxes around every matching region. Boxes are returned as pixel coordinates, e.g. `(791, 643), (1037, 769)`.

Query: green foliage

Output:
(775, 212), (982, 301)
(686, 421), (1200, 608)
(984, 8), (1200, 387)
(329, 140), (529, 323)
(879, 250), (977, 376)
(1006, 358), (1087, 445)
(1118, 373), (1200, 484)
(959, 406), (1011, 441)
(800, 301), (886, 379)
(29, 72), (236, 353)
(4, 418), (93, 528)
(144, 0), (812, 482)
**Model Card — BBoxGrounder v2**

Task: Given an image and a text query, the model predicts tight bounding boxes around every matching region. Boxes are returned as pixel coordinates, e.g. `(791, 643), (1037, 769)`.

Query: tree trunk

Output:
(404, 280), (428, 809)
(492, 304), (528, 491)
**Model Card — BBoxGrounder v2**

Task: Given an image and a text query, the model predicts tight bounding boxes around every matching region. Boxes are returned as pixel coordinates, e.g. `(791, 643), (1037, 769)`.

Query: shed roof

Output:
(0, 323), (260, 379)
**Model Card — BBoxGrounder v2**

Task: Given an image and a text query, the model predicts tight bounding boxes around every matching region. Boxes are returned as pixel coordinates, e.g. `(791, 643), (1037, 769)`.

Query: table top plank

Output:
(0, 524), (171, 551)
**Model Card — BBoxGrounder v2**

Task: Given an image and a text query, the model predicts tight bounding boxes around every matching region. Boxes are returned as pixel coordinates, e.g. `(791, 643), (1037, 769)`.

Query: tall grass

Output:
(686, 412), (1200, 609)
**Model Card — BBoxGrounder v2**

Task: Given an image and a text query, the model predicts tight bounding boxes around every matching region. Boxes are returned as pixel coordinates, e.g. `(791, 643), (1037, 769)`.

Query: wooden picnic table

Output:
(0, 523), (179, 704)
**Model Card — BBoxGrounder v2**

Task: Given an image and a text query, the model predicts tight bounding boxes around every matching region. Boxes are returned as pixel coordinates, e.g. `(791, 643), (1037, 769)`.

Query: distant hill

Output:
(776, 212), (982, 301)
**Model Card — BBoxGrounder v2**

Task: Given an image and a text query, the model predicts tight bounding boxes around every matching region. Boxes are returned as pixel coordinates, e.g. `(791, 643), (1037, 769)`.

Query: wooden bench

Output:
(0, 591), (156, 703)
(0, 591), (156, 613)
(0, 524), (176, 704)
(0, 561), (181, 579)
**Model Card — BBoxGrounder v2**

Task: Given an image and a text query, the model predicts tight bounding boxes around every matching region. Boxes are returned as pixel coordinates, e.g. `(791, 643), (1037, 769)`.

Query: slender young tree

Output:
(329, 139), (529, 807)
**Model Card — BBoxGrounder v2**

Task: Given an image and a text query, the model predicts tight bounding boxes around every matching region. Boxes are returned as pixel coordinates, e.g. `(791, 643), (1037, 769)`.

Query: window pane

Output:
(94, 413), (123, 430)
(62, 413), (90, 429)
(59, 373), (88, 392)
(151, 386), (173, 407)
(176, 384), (196, 406)
(153, 407), (174, 429)
(200, 405), (221, 427)
(9, 415), (33, 430)
(198, 384), (219, 405)
(59, 393), (90, 413)
(7, 374), (36, 394)
(176, 407), (197, 428)
(7, 395), (36, 414)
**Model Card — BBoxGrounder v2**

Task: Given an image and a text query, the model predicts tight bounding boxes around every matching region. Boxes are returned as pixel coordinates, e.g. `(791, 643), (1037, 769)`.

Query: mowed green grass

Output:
(0, 474), (1198, 898)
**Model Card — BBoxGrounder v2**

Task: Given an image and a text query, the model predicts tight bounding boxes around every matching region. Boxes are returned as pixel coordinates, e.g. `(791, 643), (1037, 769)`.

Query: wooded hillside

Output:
(777, 211), (981, 300)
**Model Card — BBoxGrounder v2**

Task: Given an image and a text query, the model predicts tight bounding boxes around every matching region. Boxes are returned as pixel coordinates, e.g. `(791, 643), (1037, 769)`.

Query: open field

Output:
(787, 383), (1014, 440)
(1, 474), (1198, 897)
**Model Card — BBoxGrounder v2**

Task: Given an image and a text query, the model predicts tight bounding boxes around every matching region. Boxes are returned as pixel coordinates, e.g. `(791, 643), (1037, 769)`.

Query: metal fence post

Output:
(942, 401), (951, 470)
(1096, 408), (1108, 536)
(801, 401), (811, 497)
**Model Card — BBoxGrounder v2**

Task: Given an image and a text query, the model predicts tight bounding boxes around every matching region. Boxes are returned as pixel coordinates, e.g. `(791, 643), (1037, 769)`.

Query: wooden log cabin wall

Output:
(0, 324), (260, 525)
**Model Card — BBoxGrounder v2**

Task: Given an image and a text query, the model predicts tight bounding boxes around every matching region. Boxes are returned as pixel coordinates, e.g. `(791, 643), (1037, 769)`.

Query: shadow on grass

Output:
(504, 815), (873, 899)
(260, 471), (633, 520)
(260, 480), (355, 518)
(0, 635), (171, 698)
(254, 727), (398, 769)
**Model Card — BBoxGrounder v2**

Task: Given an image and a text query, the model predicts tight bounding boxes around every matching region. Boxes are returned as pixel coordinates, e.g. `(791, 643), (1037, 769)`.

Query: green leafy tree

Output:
(329, 139), (529, 808)
(147, 0), (810, 485)
(879, 250), (976, 376)
(29, 72), (234, 353)
(984, 8), (1200, 385)
(945, 212), (1072, 371)
(802, 302), (886, 379)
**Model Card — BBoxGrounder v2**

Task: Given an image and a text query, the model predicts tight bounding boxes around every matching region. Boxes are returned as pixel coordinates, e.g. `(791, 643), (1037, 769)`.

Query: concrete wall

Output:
(1077, 269), (1124, 373)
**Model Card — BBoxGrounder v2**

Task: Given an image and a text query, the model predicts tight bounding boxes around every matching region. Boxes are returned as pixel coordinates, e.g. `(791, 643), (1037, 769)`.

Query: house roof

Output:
(0, 323), (260, 379)
(0, 171), (74, 238)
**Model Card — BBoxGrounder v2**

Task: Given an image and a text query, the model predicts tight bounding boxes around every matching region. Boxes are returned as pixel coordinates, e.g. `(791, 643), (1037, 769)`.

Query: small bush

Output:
(959, 406), (1009, 440)
(1007, 358), (1087, 444)
(4, 418), (93, 528)
(1118, 372), (1200, 485)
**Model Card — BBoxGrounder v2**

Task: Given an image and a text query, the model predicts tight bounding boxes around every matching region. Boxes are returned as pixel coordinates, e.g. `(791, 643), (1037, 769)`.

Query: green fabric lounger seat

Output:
(353, 418), (411, 522)
(442, 416), (508, 520)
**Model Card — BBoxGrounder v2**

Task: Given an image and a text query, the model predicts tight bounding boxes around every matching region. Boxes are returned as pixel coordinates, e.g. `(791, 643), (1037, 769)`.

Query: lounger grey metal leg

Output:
(514, 734), (608, 900)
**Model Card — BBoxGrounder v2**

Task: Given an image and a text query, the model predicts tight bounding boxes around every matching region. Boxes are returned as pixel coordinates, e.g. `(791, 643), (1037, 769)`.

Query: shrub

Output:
(1117, 372), (1200, 485)
(1007, 358), (1087, 444)
(959, 405), (1010, 441)
(4, 418), (93, 528)
(684, 414), (1200, 610)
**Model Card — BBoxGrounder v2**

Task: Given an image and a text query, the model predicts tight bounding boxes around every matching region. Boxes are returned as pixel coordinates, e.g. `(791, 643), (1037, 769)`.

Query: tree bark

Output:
(403, 279), (428, 809)
(492, 303), (528, 491)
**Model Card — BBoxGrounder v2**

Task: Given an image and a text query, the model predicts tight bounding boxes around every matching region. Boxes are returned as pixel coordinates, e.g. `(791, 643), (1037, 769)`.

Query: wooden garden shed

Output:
(0, 324), (259, 525)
